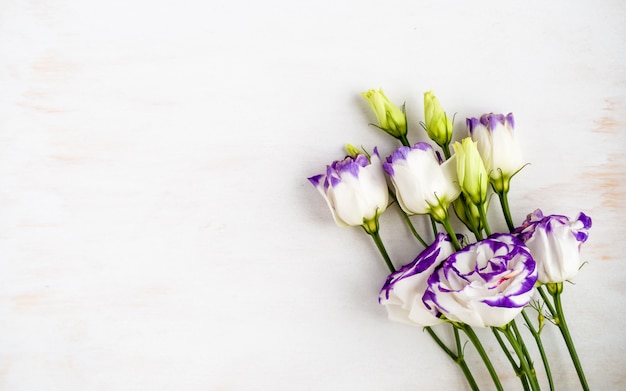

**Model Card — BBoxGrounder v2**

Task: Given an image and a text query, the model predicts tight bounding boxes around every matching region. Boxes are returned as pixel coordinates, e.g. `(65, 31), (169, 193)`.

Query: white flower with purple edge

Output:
(379, 233), (459, 327)
(515, 209), (592, 284)
(383, 142), (460, 221)
(423, 234), (538, 328)
(467, 113), (523, 193)
(308, 148), (388, 228)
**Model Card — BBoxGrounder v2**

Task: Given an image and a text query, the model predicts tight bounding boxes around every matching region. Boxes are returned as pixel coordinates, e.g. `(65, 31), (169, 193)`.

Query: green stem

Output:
(477, 201), (492, 236)
(551, 285), (589, 391)
(425, 326), (455, 359)
(511, 320), (538, 387)
(461, 324), (504, 391)
(453, 327), (480, 391)
(440, 216), (461, 251)
(442, 143), (451, 160)
(399, 133), (411, 147)
(501, 324), (541, 391)
(364, 227), (395, 273)
(429, 215), (439, 238)
(522, 309), (554, 391)
(537, 286), (556, 316)
(401, 213), (427, 247)
(424, 328), (479, 391)
(492, 327), (529, 391)
(497, 190), (516, 233)
(387, 190), (428, 247)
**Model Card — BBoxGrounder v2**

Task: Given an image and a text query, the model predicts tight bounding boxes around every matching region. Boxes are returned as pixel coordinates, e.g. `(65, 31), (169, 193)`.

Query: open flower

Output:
(308, 148), (388, 228)
(514, 209), (592, 284)
(383, 143), (460, 222)
(423, 90), (453, 148)
(379, 233), (457, 327)
(361, 89), (407, 140)
(467, 113), (523, 193)
(423, 234), (537, 328)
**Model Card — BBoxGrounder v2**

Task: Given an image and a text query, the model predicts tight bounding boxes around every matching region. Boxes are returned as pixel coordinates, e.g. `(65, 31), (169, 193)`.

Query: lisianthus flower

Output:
(383, 142), (460, 222)
(308, 148), (388, 228)
(423, 90), (453, 148)
(514, 209), (592, 284)
(453, 137), (489, 206)
(379, 233), (458, 327)
(361, 89), (407, 140)
(423, 234), (537, 328)
(467, 113), (523, 193)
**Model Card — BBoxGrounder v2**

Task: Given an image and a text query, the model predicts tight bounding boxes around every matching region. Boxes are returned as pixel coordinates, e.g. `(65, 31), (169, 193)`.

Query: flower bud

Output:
(361, 89), (407, 139)
(467, 113), (523, 193)
(308, 148), (388, 228)
(344, 144), (362, 158)
(514, 209), (592, 283)
(383, 142), (460, 220)
(453, 194), (487, 233)
(423, 90), (453, 147)
(452, 138), (489, 206)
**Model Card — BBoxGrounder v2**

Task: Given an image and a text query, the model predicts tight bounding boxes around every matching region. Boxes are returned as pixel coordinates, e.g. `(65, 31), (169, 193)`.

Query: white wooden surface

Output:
(1, 0), (625, 389)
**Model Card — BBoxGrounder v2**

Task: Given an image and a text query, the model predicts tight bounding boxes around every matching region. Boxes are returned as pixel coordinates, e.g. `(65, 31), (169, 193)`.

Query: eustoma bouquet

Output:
(307, 89), (592, 390)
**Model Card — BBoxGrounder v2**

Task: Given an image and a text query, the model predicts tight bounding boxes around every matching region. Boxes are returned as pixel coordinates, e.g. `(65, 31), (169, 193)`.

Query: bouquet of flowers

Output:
(307, 88), (592, 390)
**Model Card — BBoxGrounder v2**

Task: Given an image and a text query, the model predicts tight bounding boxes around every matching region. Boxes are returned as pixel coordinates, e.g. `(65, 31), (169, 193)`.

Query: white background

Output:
(1, 0), (625, 390)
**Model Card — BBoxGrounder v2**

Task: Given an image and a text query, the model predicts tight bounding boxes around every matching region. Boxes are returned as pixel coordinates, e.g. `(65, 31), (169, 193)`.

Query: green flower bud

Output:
(423, 90), (453, 148)
(453, 138), (489, 206)
(453, 194), (481, 232)
(345, 144), (363, 158)
(361, 89), (407, 139)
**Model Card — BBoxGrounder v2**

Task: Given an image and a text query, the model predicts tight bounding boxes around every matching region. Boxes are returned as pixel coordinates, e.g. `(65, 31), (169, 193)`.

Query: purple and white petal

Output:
(379, 233), (459, 327)
(423, 233), (538, 328)
(384, 143), (460, 217)
(514, 209), (592, 283)
(307, 150), (389, 227)
(467, 113), (523, 190)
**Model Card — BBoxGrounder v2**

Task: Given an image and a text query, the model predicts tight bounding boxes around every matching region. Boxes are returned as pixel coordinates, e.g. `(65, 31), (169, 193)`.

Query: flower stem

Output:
(477, 201), (492, 236)
(550, 284), (590, 391)
(429, 215), (439, 238)
(511, 319), (539, 388)
(500, 324), (541, 391)
(522, 308), (555, 391)
(399, 133), (411, 147)
(439, 216), (461, 251)
(497, 190), (516, 233)
(442, 143), (452, 160)
(461, 324), (504, 391)
(425, 326), (479, 391)
(537, 286), (556, 316)
(387, 190), (428, 247)
(492, 327), (528, 390)
(453, 327), (480, 391)
(401, 213), (427, 247)
(365, 228), (395, 273)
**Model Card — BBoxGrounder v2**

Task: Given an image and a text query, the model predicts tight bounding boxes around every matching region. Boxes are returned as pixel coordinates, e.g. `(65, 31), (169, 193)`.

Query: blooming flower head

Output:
(361, 89), (407, 140)
(453, 137), (489, 206)
(379, 233), (459, 327)
(308, 148), (388, 228)
(423, 90), (453, 148)
(423, 234), (538, 328)
(514, 209), (592, 284)
(383, 143), (460, 222)
(467, 113), (523, 193)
